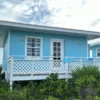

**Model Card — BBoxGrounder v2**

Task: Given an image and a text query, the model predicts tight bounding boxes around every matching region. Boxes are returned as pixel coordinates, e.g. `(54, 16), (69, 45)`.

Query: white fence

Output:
(13, 60), (65, 75)
(7, 56), (100, 80)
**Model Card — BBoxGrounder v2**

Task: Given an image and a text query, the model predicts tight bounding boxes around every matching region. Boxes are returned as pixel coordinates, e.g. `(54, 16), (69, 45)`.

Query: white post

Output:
(49, 60), (52, 74)
(10, 57), (14, 90)
(65, 62), (68, 81)
(6, 58), (9, 81)
(10, 57), (14, 79)
(10, 81), (13, 90)
(66, 63), (68, 74)
(31, 60), (34, 76)
(6, 57), (11, 81)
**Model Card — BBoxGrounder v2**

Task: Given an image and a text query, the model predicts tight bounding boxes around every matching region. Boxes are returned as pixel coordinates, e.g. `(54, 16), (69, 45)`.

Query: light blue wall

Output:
(10, 30), (88, 58)
(3, 34), (9, 71)
(91, 45), (100, 57)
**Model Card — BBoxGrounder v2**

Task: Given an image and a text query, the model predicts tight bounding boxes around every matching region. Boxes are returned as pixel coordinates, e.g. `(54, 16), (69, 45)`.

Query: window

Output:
(97, 48), (100, 57)
(26, 37), (41, 57)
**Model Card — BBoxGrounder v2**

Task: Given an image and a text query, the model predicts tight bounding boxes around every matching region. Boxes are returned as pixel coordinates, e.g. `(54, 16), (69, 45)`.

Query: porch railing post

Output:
(49, 60), (52, 74)
(65, 62), (68, 77)
(7, 57), (10, 81)
(10, 56), (14, 90)
(31, 60), (34, 76)
(10, 57), (14, 79)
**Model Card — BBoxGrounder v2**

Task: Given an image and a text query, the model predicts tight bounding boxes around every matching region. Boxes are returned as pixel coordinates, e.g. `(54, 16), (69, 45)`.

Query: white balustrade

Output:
(13, 60), (65, 75)
(7, 56), (100, 81)
(7, 57), (12, 80)
(13, 60), (33, 74)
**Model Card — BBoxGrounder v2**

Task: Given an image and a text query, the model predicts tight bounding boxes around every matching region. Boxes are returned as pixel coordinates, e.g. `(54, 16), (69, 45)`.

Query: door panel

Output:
(51, 39), (64, 73)
(51, 39), (64, 60)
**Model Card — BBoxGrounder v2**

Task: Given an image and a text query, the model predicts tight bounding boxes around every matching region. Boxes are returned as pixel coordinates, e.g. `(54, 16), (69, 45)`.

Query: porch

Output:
(6, 56), (100, 82)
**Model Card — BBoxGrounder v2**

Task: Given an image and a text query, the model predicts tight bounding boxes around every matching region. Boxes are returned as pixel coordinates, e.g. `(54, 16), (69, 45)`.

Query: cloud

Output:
(0, 0), (100, 32)
(0, 0), (51, 24)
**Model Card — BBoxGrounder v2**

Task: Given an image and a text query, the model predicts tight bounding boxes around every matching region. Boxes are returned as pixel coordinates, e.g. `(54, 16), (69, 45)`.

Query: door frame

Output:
(50, 39), (64, 60)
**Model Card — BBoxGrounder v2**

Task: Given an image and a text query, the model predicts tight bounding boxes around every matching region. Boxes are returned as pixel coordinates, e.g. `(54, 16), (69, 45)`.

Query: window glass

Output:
(97, 49), (100, 57)
(27, 37), (41, 57)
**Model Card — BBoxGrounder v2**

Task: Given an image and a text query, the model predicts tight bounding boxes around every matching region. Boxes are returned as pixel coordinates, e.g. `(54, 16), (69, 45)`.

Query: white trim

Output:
(89, 42), (100, 46)
(50, 39), (64, 60)
(8, 30), (10, 57)
(10, 74), (71, 81)
(86, 37), (88, 58)
(96, 48), (100, 58)
(25, 36), (42, 60)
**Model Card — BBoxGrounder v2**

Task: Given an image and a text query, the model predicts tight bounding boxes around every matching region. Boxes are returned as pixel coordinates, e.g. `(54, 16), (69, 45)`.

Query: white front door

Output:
(51, 39), (64, 60)
(51, 39), (64, 73)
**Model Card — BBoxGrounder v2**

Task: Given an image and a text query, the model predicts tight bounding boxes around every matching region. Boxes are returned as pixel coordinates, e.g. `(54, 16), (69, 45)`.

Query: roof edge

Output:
(0, 20), (100, 36)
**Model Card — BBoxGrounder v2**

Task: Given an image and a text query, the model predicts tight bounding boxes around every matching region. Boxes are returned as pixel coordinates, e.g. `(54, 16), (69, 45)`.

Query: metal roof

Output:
(0, 20), (100, 47)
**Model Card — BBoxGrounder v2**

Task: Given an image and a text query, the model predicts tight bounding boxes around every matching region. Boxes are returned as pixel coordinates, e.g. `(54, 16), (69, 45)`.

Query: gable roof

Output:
(0, 20), (100, 47)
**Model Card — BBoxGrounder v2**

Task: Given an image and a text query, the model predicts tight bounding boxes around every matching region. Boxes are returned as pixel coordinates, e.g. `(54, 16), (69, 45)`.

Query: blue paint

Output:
(10, 30), (87, 58)
(88, 58), (93, 60)
(65, 36), (87, 57)
(62, 58), (67, 63)
(90, 44), (100, 57)
(88, 44), (90, 57)
(3, 30), (88, 71)
(63, 58), (70, 63)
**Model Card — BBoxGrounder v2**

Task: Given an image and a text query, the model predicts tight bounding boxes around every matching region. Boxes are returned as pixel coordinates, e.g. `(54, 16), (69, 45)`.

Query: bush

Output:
(0, 66), (5, 80)
(38, 73), (69, 100)
(68, 66), (100, 100)
(1, 66), (100, 99)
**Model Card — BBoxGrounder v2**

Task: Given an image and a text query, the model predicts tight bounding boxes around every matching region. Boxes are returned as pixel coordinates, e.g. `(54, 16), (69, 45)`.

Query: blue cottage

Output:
(89, 39), (100, 58)
(0, 21), (100, 89)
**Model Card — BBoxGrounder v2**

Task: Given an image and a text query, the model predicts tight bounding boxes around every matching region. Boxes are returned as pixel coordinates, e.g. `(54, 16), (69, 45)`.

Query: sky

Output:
(0, 0), (100, 64)
(1, 0), (100, 30)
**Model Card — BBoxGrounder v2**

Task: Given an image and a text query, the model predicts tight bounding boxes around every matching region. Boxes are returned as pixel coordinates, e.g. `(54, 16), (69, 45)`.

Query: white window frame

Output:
(25, 36), (42, 60)
(96, 48), (100, 58)
(50, 39), (64, 60)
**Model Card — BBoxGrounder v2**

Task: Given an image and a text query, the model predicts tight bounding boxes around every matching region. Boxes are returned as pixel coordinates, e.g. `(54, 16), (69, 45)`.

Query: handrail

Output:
(8, 55), (100, 60)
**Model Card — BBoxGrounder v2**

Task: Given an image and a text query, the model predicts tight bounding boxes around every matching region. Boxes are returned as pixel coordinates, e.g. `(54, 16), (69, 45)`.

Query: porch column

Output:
(10, 57), (14, 90)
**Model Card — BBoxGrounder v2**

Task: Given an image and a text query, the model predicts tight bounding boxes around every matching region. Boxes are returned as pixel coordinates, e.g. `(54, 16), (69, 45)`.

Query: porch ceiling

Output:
(0, 20), (100, 47)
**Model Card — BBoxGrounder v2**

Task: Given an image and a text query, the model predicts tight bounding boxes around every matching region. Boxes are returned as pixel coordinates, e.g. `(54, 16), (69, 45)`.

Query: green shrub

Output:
(38, 73), (69, 100)
(1, 67), (100, 100)
(68, 66), (100, 99)
(45, 96), (57, 100)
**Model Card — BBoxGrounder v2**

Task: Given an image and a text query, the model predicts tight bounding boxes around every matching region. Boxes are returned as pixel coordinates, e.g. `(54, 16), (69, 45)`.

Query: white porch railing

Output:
(13, 60), (65, 75)
(6, 56), (100, 81)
